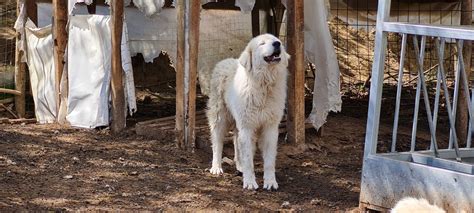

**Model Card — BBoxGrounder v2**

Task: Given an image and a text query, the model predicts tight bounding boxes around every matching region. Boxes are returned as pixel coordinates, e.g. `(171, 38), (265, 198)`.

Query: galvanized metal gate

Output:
(359, 0), (474, 212)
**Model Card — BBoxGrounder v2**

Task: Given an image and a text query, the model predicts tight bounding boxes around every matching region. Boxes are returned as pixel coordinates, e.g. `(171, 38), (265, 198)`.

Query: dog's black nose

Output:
(272, 41), (281, 48)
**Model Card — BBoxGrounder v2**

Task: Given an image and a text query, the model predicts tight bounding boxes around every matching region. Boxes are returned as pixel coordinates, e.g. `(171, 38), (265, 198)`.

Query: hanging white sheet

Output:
(131, 0), (165, 17)
(280, 0), (342, 130)
(304, 0), (342, 130)
(24, 20), (57, 124)
(104, 0), (164, 17)
(67, 15), (111, 128)
(121, 24), (137, 115)
(68, 0), (93, 15)
(67, 15), (136, 128)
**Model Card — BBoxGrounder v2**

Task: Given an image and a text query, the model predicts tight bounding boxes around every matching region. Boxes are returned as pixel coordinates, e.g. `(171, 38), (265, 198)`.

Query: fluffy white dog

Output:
(206, 34), (290, 190)
(391, 197), (445, 213)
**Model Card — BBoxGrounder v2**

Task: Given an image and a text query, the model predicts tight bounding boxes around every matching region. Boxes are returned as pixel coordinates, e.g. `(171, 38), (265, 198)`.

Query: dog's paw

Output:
(243, 177), (259, 190)
(263, 179), (279, 190)
(209, 166), (223, 175)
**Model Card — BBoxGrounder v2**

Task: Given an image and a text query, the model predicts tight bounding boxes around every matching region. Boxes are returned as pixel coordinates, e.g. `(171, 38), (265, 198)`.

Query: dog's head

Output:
(238, 34), (290, 71)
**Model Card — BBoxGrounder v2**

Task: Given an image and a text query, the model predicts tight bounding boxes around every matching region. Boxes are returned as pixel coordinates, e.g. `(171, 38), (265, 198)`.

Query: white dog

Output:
(206, 34), (290, 190)
(391, 197), (445, 213)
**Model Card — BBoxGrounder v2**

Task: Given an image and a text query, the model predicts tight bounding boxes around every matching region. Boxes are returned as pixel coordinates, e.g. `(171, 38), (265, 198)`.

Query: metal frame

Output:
(360, 0), (474, 211)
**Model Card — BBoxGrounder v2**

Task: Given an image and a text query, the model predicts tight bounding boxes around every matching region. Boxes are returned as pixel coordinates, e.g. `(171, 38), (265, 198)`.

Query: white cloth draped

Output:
(66, 15), (136, 128)
(304, 0), (342, 130)
(24, 20), (57, 123)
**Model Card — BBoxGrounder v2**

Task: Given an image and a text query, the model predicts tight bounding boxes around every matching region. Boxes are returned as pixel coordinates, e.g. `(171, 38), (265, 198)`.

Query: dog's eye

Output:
(259, 42), (265, 46)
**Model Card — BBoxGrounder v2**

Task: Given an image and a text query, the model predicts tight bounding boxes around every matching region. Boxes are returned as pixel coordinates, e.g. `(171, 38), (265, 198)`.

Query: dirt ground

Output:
(0, 105), (368, 211)
(0, 91), (449, 212)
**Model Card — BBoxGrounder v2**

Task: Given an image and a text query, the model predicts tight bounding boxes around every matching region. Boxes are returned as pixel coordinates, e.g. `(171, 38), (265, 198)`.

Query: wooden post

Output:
(251, 6), (260, 37)
(185, 0), (201, 149)
(176, 0), (186, 148)
(110, 0), (126, 133)
(52, 0), (67, 118)
(457, 0), (472, 144)
(286, 0), (305, 144)
(15, 0), (37, 118)
(14, 0), (26, 118)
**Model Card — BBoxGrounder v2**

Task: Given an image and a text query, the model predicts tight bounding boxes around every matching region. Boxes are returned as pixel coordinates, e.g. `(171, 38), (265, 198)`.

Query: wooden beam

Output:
(251, 6), (260, 37)
(0, 88), (21, 96)
(286, 0), (305, 144)
(456, 0), (472, 144)
(52, 0), (68, 119)
(185, 0), (201, 150)
(176, 0), (186, 148)
(14, 0), (35, 118)
(110, 0), (126, 133)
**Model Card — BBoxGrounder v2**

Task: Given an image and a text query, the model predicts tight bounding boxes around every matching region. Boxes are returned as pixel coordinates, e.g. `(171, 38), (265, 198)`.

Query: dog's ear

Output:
(238, 44), (252, 71)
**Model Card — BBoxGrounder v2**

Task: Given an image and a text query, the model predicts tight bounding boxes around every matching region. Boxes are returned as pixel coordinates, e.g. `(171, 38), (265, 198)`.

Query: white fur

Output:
(391, 197), (445, 213)
(207, 34), (290, 190)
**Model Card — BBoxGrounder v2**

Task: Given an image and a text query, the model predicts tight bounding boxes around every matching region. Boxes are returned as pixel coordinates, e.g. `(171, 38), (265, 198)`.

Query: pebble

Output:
(63, 175), (73, 179)
(281, 201), (291, 209)
(310, 198), (322, 205)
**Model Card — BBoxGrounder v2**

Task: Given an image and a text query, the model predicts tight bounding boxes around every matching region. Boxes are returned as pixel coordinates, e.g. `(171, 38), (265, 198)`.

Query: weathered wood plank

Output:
(175, 0), (186, 148)
(0, 88), (21, 96)
(185, 0), (201, 150)
(52, 0), (68, 118)
(110, 0), (126, 133)
(14, 0), (34, 118)
(285, 0), (305, 144)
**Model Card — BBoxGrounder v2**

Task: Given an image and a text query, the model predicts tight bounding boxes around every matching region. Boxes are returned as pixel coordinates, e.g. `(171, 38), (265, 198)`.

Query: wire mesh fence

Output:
(329, 0), (469, 95)
(0, 1), (16, 117)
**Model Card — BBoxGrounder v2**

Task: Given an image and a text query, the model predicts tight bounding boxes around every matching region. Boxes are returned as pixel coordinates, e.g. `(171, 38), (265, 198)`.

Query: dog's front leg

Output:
(260, 125), (279, 190)
(239, 128), (258, 190)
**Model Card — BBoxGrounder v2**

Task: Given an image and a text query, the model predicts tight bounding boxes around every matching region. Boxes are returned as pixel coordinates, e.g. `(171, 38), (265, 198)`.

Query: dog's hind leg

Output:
(259, 124), (279, 190)
(239, 128), (259, 190)
(232, 127), (242, 172)
(209, 111), (228, 175)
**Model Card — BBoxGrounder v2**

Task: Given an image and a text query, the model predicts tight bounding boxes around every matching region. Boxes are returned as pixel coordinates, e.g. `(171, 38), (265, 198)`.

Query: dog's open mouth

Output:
(264, 52), (281, 63)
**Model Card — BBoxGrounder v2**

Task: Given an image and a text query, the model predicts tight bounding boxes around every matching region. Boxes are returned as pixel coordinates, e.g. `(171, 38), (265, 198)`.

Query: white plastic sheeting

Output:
(66, 15), (136, 128)
(24, 20), (57, 123)
(103, 0), (165, 17)
(121, 24), (137, 115)
(304, 0), (342, 130)
(38, 3), (174, 63)
(130, 0), (165, 17)
(67, 15), (112, 128)
(68, 0), (93, 15)
(280, 0), (342, 130)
